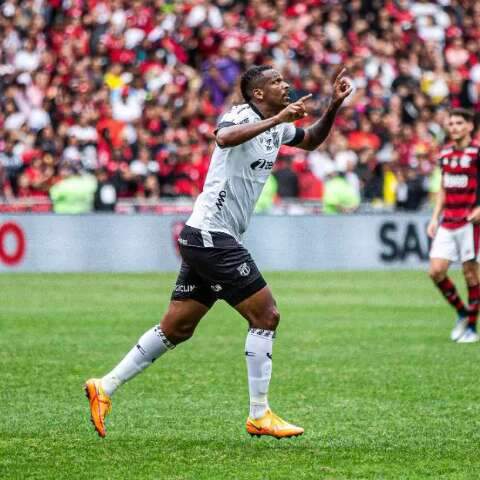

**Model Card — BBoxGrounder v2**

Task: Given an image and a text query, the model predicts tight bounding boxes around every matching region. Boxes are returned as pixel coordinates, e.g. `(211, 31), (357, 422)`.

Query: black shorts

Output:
(171, 225), (266, 308)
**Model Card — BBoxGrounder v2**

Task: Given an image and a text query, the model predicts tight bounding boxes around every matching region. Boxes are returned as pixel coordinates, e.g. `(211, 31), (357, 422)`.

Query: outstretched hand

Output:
(331, 67), (353, 105)
(275, 94), (312, 123)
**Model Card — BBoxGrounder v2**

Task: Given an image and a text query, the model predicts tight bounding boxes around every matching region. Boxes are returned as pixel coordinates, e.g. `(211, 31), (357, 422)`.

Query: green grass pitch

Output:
(1, 271), (480, 479)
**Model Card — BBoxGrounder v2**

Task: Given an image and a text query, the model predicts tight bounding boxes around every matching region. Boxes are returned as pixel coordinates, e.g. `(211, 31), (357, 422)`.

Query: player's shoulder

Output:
(466, 140), (480, 154)
(221, 103), (256, 124)
(439, 143), (454, 157)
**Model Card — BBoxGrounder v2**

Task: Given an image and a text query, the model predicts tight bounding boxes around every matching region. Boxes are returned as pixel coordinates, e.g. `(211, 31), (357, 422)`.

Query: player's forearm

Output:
(216, 116), (281, 147)
(302, 100), (342, 150)
(431, 188), (445, 221)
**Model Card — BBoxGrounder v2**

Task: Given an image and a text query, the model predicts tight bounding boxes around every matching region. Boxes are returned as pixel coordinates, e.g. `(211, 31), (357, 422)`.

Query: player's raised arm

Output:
(216, 96), (310, 148)
(295, 67), (353, 151)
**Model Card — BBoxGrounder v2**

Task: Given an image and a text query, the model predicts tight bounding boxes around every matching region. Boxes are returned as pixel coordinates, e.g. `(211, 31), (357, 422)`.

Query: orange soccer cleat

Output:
(246, 409), (304, 439)
(84, 378), (112, 438)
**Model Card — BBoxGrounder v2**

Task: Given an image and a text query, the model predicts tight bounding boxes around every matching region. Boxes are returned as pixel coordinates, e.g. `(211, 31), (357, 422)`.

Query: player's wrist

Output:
(271, 114), (283, 126)
(329, 98), (343, 110)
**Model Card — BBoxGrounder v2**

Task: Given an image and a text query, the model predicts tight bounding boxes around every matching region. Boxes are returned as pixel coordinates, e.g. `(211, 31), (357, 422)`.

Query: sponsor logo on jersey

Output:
(215, 190), (227, 210)
(250, 159), (274, 171)
(175, 284), (196, 293)
(443, 173), (468, 188)
(211, 284), (222, 292)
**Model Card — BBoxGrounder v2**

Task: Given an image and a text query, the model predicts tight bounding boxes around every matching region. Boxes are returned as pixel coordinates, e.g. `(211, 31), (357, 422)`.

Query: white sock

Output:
(245, 328), (275, 419)
(101, 325), (175, 396)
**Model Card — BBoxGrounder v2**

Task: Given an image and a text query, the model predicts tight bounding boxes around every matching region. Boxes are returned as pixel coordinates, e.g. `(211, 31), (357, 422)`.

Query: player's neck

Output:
(453, 135), (471, 150)
(249, 101), (278, 120)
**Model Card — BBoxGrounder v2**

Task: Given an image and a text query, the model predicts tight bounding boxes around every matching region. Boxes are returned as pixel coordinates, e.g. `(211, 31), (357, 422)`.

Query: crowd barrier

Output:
(0, 213), (432, 272)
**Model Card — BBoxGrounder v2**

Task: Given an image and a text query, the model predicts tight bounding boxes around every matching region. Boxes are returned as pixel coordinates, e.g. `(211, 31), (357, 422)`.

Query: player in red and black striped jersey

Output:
(428, 108), (480, 343)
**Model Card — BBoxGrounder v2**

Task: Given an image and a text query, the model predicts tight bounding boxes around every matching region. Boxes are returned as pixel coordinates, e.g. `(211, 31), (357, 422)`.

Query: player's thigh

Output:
(165, 261), (216, 343)
(234, 285), (280, 331)
(430, 226), (458, 264)
(171, 260), (217, 309)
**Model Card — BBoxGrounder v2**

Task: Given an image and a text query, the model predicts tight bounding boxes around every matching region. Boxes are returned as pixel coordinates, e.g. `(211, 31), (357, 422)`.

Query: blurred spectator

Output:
(323, 168), (360, 215)
(395, 167), (429, 211)
(0, 0), (479, 215)
(274, 155), (299, 198)
(255, 175), (277, 213)
(94, 167), (117, 212)
(50, 166), (97, 214)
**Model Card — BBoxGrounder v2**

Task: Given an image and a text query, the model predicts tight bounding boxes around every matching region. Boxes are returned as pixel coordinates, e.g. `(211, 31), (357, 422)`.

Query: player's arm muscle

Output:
(294, 101), (341, 151)
(294, 67), (352, 151)
(216, 117), (281, 148)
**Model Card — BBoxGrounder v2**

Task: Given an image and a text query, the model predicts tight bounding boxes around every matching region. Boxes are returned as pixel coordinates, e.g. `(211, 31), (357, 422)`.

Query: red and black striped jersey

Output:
(439, 142), (480, 229)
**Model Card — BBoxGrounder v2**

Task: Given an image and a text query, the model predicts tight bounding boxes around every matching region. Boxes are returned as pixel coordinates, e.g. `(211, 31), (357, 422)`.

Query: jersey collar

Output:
(248, 102), (265, 120)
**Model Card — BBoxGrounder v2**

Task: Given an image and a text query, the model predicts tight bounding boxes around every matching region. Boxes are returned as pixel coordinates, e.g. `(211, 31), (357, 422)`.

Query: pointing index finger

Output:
(297, 93), (313, 103)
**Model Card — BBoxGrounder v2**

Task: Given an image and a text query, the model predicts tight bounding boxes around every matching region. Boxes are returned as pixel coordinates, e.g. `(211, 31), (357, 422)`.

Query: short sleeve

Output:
(214, 111), (238, 135)
(214, 105), (250, 135)
(282, 123), (305, 146)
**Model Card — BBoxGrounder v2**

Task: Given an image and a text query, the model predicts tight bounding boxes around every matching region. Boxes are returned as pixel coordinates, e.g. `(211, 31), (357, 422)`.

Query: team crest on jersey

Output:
(272, 131), (280, 148)
(237, 262), (250, 277)
(259, 129), (280, 151)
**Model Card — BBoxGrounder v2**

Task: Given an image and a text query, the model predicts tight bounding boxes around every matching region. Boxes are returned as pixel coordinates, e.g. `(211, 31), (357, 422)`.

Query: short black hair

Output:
(240, 65), (274, 102)
(449, 108), (474, 122)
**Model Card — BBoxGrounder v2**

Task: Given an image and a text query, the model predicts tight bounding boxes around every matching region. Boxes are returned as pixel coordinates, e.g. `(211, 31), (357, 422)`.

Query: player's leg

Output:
(236, 286), (278, 419)
(234, 286), (303, 438)
(100, 299), (209, 397)
(429, 226), (468, 340)
(457, 260), (480, 343)
(429, 257), (469, 340)
(457, 224), (480, 342)
(85, 261), (216, 437)
(429, 256), (468, 313)
(85, 298), (209, 437)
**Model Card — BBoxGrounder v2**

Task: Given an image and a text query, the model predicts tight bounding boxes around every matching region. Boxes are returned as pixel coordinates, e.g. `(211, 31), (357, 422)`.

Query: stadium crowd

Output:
(0, 0), (480, 213)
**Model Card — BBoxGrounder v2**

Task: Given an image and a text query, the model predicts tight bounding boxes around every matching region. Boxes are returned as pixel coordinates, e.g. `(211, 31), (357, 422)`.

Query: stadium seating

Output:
(0, 0), (479, 212)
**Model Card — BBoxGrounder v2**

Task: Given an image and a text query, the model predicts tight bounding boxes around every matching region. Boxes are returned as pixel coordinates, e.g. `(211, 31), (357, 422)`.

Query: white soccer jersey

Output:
(186, 103), (305, 241)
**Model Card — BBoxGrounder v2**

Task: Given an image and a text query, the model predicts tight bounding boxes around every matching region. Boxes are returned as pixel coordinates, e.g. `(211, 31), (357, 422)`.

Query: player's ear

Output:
(252, 88), (263, 101)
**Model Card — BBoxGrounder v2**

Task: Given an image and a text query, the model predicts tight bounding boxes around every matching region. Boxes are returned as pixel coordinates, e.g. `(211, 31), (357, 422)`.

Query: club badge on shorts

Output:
(237, 262), (250, 277)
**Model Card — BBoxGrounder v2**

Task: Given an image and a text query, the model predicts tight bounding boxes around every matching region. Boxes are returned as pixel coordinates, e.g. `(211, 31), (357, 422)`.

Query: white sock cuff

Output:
(153, 326), (176, 350)
(248, 328), (276, 339)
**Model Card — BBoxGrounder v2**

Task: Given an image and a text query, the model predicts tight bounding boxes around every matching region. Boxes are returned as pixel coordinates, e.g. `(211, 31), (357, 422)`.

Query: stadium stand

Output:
(0, 0), (479, 213)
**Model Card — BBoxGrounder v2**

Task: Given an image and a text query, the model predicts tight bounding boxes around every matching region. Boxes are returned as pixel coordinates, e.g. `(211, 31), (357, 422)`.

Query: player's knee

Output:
(160, 321), (195, 345)
(264, 306), (280, 331)
(463, 268), (479, 286)
(429, 266), (446, 283)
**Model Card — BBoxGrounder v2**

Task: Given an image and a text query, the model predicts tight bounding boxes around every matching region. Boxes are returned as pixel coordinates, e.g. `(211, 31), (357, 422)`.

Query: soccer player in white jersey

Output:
(85, 65), (352, 438)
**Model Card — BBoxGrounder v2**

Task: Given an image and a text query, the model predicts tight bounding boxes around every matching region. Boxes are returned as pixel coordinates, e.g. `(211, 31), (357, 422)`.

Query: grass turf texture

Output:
(1, 271), (479, 480)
